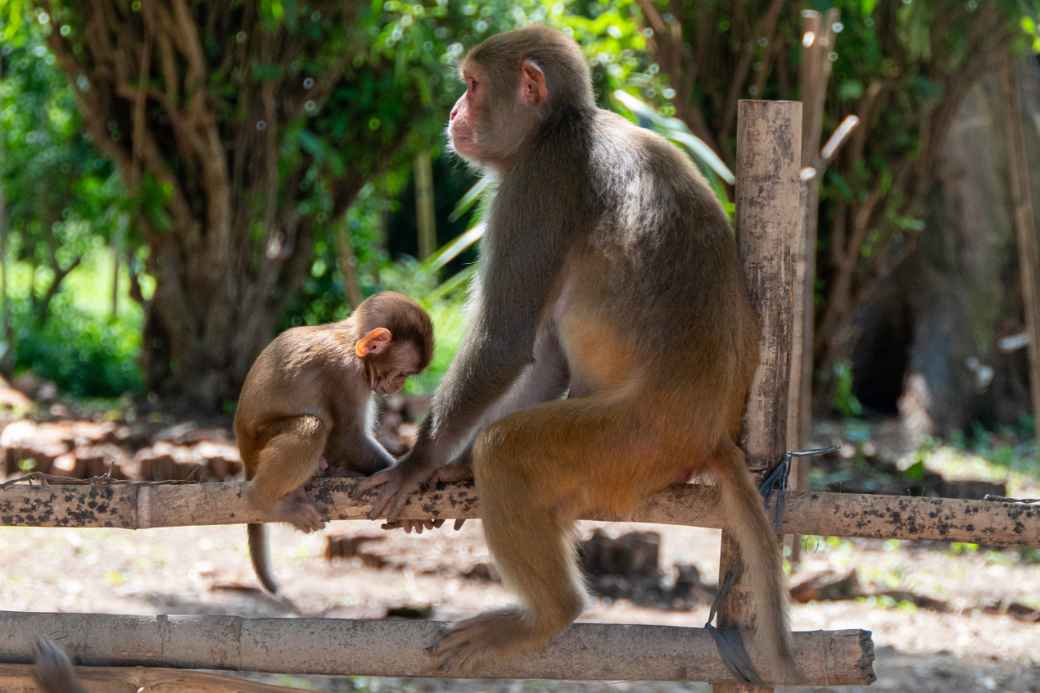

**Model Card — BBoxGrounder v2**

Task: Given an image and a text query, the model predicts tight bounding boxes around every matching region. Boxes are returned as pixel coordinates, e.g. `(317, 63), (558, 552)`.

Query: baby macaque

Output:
(235, 291), (434, 594)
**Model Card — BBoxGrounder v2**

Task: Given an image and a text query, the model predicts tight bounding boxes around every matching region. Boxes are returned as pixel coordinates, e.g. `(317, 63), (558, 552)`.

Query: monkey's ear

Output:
(520, 59), (547, 106)
(355, 327), (393, 358)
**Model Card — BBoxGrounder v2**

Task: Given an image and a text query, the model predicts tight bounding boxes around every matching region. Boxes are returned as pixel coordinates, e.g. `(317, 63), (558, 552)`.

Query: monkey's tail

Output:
(33, 638), (87, 693)
(709, 444), (800, 685)
(248, 523), (280, 595)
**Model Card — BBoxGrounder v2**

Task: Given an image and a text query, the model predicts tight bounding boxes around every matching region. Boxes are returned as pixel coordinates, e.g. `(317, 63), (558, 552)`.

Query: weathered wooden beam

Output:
(0, 612), (875, 685)
(1, 478), (1037, 545)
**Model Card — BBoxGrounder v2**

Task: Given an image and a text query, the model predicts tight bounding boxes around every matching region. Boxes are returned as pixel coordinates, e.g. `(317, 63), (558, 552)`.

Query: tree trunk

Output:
(851, 58), (1040, 434)
(139, 221), (323, 409)
(1003, 53), (1040, 442)
(110, 224), (122, 320)
(414, 150), (437, 260)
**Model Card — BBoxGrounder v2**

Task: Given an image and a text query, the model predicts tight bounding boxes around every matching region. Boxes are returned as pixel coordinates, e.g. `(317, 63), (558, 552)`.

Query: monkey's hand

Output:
(354, 457), (435, 524)
(379, 461), (473, 533)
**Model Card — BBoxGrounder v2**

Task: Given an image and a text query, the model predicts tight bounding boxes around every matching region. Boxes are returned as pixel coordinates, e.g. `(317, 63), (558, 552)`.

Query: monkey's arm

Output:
(356, 434), (397, 475)
(356, 201), (568, 520)
(447, 326), (569, 458)
(382, 329), (569, 534)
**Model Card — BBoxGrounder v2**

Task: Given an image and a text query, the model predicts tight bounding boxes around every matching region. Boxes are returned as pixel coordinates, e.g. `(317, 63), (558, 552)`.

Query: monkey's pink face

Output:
(448, 58), (548, 169)
(366, 342), (423, 395)
(447, 67), (483, 160)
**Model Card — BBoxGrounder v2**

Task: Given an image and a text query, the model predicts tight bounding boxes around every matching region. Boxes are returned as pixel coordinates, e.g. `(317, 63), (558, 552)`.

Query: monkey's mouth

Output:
(448, 129), (477, 157)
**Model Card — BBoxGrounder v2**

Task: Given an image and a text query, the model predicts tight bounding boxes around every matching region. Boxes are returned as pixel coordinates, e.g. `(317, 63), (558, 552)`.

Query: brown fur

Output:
(357, 26), (797, 682)
(236, 292), (433, 594)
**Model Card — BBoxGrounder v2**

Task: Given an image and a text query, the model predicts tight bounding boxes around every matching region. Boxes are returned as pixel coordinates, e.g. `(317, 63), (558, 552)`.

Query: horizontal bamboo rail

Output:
(0, 612), (875, 685)
(1, 478), (1036, 545)
(0, 663), (305, 693)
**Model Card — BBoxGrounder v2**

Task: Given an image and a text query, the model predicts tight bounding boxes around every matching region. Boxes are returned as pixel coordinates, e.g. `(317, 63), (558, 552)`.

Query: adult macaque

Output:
(236, 291), (434, 594)
(357, 26), (798, 682)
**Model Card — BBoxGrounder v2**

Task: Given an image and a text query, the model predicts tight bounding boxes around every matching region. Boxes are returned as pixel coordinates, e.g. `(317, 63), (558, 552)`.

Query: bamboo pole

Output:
(1003, 53), (1040, 445)
(0, 57), (12, 373)
(0, 612), (875, 685)
(712, 99), (803, 693)
(1, 478), (1037, 545)
(0, 664), (307, 693)
(414, 150), (437, 260)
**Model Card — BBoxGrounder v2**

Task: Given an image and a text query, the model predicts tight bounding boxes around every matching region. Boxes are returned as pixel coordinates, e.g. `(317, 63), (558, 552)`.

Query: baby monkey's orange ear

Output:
(355, 327), (393, 358)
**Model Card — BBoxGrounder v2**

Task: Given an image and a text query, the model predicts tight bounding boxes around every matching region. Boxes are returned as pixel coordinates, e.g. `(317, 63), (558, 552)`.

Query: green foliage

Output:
(274, 0), (526, 238)
(11, 297), (142, 397)
(831, 360), (863, 417)
(409, 291), (470, 395)
(0, 12), (128, 324)
(956, 421), (1040, 479)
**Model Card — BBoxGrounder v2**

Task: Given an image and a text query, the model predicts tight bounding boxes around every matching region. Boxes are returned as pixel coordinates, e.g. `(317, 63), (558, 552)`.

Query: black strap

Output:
(704, 568), (763, 684)
(705, 446), (839, 681)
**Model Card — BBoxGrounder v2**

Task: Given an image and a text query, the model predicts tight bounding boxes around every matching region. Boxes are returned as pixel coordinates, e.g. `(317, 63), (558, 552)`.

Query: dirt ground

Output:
(2, 516), (1038, 692)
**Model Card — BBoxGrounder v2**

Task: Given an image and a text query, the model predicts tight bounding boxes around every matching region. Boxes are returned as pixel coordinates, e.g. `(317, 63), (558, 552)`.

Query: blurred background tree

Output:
(6, 0), (524, 409)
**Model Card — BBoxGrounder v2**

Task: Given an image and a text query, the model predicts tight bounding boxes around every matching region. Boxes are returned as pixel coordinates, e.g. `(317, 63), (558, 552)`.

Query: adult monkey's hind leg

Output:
(430, 394), (668, 673)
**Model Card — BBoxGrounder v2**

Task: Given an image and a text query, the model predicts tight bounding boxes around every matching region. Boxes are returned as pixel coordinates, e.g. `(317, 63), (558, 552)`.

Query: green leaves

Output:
(613, 90), (735, 186)
(11, 296), (144, 397)
(0, 0), (27, 44)
(0, 16), (126, 257)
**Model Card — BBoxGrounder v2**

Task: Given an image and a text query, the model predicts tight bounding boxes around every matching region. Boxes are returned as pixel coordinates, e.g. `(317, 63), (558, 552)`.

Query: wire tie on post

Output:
(758, 446), (838, 530)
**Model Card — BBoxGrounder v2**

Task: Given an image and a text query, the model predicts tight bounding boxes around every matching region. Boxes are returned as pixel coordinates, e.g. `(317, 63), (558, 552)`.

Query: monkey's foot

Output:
(429, 608), (549, 674)
(272, 497), (325, 533)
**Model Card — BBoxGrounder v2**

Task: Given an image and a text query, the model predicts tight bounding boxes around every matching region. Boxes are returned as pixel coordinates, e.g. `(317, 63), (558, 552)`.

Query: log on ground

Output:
(0, 478), (1037, 546)
(0, 611), (875, 685)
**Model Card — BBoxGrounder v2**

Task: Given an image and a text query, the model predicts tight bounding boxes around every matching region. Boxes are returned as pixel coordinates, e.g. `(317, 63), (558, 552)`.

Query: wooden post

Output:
(713, 100), (801, 692)
(414, 150), (437, 260)
(1003, 54), (1040, 443)
(789, 8), (839, 564)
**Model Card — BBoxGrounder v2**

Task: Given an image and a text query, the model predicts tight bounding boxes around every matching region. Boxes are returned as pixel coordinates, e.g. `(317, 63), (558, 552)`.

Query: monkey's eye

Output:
(468, 78), (478, 94)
